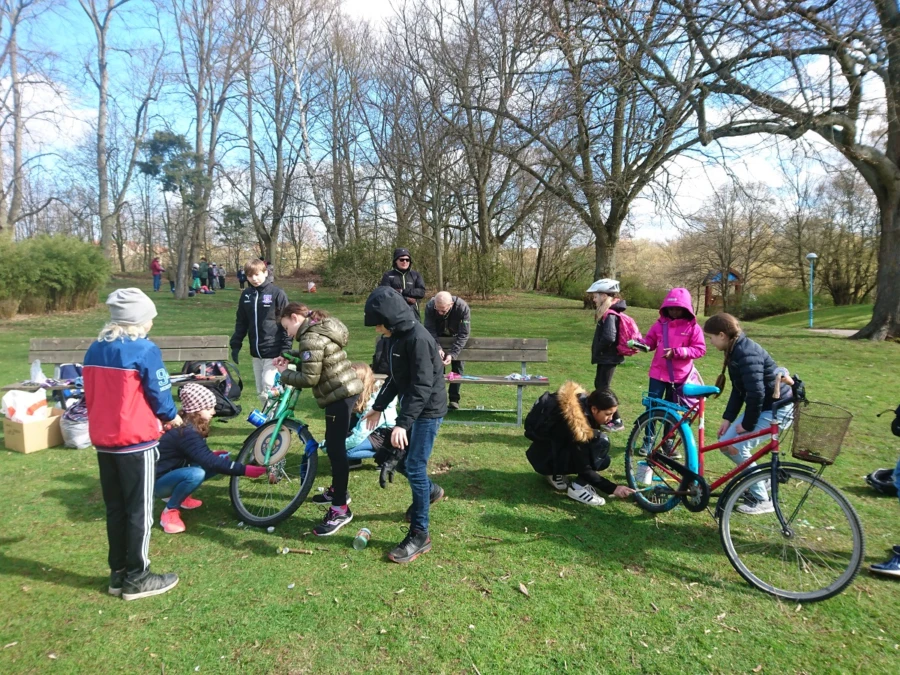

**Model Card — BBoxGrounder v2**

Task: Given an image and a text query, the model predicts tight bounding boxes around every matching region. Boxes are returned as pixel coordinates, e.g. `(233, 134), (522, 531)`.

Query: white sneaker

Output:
(546, 475), (568, 491)
(567, 482), (605, 506)
(736, 498), (775, 515)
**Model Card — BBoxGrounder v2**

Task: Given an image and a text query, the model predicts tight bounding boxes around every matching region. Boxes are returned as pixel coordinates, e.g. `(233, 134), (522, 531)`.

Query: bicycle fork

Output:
(767, 451), (827, 538)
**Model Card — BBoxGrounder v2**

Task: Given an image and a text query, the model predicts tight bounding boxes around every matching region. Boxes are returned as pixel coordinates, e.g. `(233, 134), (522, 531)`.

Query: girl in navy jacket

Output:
(155, 383), (266, 533)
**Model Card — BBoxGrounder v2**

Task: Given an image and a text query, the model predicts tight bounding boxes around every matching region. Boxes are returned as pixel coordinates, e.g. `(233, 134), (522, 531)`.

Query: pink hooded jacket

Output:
(644, 288), (706, 384)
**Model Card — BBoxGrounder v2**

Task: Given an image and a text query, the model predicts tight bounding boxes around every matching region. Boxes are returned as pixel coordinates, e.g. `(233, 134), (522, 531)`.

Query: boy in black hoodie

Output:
(380, 248), (426, 321)
(362, 286), (447, 563)
(230, 259), (292, 407)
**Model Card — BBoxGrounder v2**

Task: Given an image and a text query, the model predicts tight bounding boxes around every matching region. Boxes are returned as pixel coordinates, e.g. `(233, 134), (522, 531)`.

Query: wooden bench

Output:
(438, 337), (549, 427)
(2, 337), (230, 405)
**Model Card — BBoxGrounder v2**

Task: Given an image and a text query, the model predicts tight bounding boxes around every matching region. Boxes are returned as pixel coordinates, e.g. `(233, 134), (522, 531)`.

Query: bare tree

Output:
(664, 0), (899, 339)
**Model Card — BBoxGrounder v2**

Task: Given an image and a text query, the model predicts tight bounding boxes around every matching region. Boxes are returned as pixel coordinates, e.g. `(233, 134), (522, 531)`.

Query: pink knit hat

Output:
(179, 383), (217, 414)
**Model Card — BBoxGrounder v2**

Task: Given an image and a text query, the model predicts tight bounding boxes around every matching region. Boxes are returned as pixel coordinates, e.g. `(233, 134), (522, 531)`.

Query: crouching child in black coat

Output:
(525, 383), (635, 507)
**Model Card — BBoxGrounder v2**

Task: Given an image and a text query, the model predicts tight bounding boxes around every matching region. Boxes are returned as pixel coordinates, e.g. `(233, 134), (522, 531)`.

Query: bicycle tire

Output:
(719, 467), (864, 602)
(625, 409), (688, 513)
(229, 421), (319, 527)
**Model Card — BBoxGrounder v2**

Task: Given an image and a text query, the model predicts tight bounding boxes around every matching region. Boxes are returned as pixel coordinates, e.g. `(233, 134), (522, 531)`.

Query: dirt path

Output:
(809, 328), (857, 337)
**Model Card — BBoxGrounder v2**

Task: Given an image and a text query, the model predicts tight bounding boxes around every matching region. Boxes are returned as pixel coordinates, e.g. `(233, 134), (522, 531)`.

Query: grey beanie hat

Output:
(106, 288), (157, 326)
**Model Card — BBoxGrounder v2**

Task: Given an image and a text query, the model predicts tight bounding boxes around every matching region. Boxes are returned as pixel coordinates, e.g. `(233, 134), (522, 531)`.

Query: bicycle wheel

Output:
(625, 410), (688, 513)
(719, 468), (864, 602)
(229, 421), (319, 527)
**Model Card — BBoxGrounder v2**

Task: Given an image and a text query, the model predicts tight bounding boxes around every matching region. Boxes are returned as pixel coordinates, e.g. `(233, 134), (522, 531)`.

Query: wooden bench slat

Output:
(452, 349), (549, 362)
(437, 337), (548, 349)
(446, 377), (548, 385)
(29, 348), (229, 363)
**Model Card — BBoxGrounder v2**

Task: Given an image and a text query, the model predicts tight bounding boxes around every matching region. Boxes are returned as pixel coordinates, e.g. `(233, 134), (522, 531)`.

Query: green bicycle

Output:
(228, 358), (319, 527)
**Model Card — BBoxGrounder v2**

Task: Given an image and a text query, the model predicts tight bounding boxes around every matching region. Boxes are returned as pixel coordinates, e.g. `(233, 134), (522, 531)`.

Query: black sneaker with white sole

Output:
(388, 529), (432, 563)
(405, 484), (445, 523)
(121, 571), (179, 601)
(312, 485), (352, 505)
(313, 506), (353, 536)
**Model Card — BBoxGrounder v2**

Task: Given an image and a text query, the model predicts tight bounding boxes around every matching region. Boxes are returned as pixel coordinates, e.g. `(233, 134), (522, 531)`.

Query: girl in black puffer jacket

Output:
(703, 313), (792, 514)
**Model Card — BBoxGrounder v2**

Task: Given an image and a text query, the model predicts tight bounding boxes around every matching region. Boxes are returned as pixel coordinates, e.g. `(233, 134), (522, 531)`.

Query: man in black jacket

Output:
(424, 291), (470, 409)
(229, 259), (292, 407)
(363, 286), (447, 564)
(380, 248), (426, 321)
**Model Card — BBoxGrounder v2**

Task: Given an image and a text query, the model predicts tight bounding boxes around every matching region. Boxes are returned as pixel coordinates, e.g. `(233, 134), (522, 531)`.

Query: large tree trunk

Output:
(853, 196), (900, 340)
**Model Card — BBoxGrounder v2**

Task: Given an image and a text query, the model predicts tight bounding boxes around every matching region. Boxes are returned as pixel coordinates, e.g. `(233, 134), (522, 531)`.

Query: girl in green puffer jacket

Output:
(274, 303), (364, 537)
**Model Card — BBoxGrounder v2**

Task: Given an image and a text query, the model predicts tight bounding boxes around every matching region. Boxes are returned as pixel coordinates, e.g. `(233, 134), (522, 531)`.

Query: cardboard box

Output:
(3, 408), (64, 454)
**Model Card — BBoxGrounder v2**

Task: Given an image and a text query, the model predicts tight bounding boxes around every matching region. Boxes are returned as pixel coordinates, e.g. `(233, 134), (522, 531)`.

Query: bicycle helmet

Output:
(865, 468), (897, 497)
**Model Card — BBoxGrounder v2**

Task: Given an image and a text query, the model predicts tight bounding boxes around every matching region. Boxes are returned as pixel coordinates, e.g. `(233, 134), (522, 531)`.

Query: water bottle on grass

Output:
(352, 528), (371, 550)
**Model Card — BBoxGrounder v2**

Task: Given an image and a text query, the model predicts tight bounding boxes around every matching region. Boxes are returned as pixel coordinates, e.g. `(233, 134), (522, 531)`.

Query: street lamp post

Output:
(806, 252), (818, 329)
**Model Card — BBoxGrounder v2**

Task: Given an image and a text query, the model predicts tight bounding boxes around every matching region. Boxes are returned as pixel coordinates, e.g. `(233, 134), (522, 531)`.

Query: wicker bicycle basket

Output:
(791, 401), (853, 466)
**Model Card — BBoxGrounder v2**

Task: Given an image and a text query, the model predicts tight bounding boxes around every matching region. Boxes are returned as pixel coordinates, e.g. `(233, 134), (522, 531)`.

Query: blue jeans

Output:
(720, 405), (793, 502)
(894, 456), (900, 506)
(153, 273), (161, 291)
(396, 417), (443, 533)
(645, 377), (676, 444)
(347, 437), (375, 460)
(154, 466), (213, 509)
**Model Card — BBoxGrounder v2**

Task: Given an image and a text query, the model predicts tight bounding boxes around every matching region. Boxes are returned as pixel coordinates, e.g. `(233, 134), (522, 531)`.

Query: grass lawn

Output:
(1, 279), (898, 674)
(756, 304), (874, 330)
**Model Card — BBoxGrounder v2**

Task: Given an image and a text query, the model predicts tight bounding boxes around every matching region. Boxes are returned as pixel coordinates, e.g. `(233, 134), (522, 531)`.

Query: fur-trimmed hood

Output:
(557, 380), (595, 444)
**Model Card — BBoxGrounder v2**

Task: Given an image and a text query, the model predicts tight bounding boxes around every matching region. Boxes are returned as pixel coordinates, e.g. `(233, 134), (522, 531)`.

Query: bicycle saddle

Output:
(681, 383), (720, 398)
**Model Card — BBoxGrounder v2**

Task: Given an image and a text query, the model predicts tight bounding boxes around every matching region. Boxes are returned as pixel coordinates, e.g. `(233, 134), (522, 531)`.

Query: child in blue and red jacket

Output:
(83, 288), (182, 601)
(155, 383), (267, 534)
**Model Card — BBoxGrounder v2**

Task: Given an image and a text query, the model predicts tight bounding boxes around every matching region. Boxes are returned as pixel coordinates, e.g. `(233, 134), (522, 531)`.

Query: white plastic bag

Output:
(61, 417), (91, 449)
(30, 360), (47, 384)
(2, 389), (50, 423)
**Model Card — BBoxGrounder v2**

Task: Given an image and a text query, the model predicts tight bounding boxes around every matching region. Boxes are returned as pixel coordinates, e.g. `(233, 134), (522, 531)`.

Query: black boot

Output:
(388, 529), (432, 564)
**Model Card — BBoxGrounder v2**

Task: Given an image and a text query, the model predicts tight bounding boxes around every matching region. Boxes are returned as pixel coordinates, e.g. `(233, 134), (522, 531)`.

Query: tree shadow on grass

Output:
(0, 536), (108, 593)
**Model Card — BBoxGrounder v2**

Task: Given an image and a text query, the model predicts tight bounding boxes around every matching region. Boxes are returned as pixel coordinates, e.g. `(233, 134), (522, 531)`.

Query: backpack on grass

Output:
(179, 361), (243, 418)
(604, 308), (643, 356)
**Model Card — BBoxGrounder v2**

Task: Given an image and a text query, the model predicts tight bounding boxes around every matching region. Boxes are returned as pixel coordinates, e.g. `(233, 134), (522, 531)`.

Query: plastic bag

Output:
(61, 401), (91, 449)
(30, 360), (47, 384)
(2, 389), (50, 422)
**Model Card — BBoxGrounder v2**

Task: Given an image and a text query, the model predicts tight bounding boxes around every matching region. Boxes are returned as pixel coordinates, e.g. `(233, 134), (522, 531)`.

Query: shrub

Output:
(320, 241), (395, 295)
(2, 236), (109, 315)
(619, 275), (668, 309)
(738, 287), (810, 321)
(0, 239), (38, 317)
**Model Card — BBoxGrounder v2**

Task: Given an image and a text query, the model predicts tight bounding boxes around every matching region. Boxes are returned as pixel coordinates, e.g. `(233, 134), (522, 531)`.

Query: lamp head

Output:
(806, 252), (818, 262)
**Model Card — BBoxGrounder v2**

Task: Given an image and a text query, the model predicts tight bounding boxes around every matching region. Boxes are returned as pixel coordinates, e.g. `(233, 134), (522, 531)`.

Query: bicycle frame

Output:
(641, 394), (785, 494)
(259, 384), (302, 464)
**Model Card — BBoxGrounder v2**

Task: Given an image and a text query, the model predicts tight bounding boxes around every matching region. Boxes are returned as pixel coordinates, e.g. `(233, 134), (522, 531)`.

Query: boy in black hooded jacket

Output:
(380, 248), (426, 321)
(362, 286), (446, 563)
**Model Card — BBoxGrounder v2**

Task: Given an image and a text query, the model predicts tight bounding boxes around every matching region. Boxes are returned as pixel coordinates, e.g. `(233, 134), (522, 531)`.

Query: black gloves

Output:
(230, 348), (240, 365)
(373, 441), (406, 489)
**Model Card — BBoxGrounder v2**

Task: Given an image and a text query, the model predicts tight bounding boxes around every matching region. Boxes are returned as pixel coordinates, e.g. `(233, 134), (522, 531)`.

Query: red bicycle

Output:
(623, 378), (863, 602)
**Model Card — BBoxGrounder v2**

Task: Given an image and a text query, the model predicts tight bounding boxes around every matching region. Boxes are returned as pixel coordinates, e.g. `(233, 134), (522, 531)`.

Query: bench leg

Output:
(516, 385), (523, 426)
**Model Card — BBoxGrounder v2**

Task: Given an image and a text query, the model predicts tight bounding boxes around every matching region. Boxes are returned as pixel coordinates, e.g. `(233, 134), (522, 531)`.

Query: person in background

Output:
(237, 267), (247, 290)
(230, 259), (292, 407)
(424, 291), (471, 410)
(150, 257), (163, 292)
(218, 264), (226, 290)
(209, 263), (218, 290)
(870, 405), (900, 578)
(191, 263), (201, 291)
(166, 264), (176, 293)
(380, 248), (426, 321)
(198, 258), (209, 290)
(588, 278), (627, 432)
(155, 383), (267, 534)
(83, 288), (182, 600)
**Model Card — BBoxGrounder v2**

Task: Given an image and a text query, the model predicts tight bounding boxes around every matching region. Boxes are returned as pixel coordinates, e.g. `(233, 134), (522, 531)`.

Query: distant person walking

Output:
(150, 257), (164, 292)
(380, 248), (426, 321)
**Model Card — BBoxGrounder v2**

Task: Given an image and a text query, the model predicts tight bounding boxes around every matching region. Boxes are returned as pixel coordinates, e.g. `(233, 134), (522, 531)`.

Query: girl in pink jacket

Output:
(640, 288), (706, 455)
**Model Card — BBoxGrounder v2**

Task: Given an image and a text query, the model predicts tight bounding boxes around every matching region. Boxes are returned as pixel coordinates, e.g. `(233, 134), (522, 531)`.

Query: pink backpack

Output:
(604, 308), (643, 356)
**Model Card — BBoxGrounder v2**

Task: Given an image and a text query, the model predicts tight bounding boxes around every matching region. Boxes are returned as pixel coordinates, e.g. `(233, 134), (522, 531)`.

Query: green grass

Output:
(1, 281), (899, 673)
(756, 304), (873, 330)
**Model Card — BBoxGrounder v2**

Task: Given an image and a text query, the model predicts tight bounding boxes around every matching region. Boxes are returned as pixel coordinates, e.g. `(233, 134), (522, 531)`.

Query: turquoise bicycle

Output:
(229, 365), (320, 527)
(623, 378), (863, 602)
